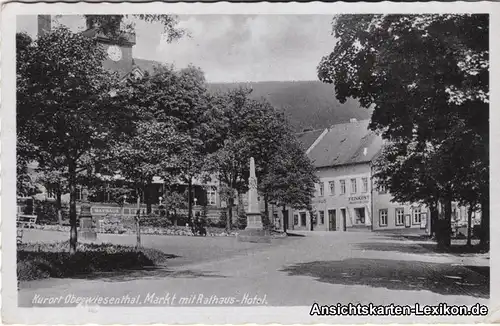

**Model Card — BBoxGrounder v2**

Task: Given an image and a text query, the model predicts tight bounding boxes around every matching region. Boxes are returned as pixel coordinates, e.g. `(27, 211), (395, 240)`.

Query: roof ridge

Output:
(329, 119), (370, 128)
(296, 128), (325, 135)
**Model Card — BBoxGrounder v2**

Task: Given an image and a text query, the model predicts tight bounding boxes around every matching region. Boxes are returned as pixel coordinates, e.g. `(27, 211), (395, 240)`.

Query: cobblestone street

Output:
(19, 230), (489, 317)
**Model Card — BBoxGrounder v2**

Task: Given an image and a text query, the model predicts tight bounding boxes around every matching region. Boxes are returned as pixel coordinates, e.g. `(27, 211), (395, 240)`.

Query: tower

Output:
(37, 15), (51, 37)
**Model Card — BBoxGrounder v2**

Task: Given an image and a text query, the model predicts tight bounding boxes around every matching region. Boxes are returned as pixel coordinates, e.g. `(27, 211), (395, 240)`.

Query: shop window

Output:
(300, 212), (307, 226)
(413, 207), (422, 224)
(379, 209), (388, 226)
(395, 208), (405, 226)
(319, 211), (325, 224)
(329, 181), (335, 195)
(351, 178), (357, 194)
(354, 208), (365, 224)
(362, 177), (368, 193)
(340, 180), (346, 195)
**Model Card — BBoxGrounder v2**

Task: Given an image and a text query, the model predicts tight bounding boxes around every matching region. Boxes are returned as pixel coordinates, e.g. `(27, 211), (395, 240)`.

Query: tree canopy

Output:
(318, 14), (489, 248)
(17, 27), (134, 252)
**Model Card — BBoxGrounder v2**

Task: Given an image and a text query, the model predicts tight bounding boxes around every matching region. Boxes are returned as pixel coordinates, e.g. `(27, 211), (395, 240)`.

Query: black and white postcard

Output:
(2, 2), (499, 324)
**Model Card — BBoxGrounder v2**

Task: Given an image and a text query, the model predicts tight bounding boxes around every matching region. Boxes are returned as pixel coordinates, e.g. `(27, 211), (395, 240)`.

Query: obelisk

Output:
(237, 157), (271, 243)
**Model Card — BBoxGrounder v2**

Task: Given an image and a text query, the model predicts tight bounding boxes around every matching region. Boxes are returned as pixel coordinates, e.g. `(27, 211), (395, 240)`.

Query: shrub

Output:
(141, 214), (172, 228)
(17, 241), (174, 281)
(34, 200), (69, 225)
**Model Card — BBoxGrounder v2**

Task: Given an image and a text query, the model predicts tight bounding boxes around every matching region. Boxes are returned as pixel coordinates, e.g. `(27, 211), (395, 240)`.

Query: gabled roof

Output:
(307, 119), (384, 168)
(296, 129), (326, 152)
(133, 58), (162, 76)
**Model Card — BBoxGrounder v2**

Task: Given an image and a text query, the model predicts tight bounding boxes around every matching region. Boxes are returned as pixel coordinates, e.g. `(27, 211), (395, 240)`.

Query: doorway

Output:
(328, 209), (336, 231)
(340, 208), (347, 231)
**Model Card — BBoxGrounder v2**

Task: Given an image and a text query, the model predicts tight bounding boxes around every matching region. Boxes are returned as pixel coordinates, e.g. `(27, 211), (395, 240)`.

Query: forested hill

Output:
(208, 80), (372, 132)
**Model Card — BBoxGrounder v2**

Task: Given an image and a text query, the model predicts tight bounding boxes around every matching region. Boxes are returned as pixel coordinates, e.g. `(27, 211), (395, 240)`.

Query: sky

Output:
(16, 15), (337, 83)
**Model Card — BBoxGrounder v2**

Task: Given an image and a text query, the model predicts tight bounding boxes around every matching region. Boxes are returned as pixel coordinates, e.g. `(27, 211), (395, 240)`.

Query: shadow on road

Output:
(281, 258), (489, 298)
(71, 267), (228, 282)
(356, 241), (488, 257)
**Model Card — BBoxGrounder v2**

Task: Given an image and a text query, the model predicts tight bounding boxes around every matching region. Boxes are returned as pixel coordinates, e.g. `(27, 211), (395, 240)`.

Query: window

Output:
(395, 208), (405, 226)
(379, 209), (388, 226)
(413, 207), (422, 224)
(207, 187), (217, 205)
(46, 187), (55, 199)
(294, 214), (299, 225)
(329, 181), (335, 196)
(75, 186), (83, 201)
(319, 182), (324, 197)
(362, 177), (368, 193)
(378, 184), (387, 194)
(340, 180), (346, 194)
(300, 212), (307, 226)
(319, 211), (325, 224)
(354, 208), (365, 224)
(351, 179), (357, 194)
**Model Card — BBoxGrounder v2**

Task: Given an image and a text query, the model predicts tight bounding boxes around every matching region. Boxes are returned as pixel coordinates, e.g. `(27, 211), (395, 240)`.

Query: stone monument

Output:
(237, 157), (271, 243)
(79, 188), (97, 241)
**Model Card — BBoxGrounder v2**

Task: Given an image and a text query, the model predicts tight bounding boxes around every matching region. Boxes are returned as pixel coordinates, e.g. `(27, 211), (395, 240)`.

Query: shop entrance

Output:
(340, 208), (347, 231)
(328, 209), (336, 231)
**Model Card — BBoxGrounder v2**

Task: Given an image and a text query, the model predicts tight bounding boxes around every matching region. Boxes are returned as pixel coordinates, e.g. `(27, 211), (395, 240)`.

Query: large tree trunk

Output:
(56, 187), (63, 226)
(429, 202), (439, 238)
(187, 177), (193, 225)
(68, 161), (78, 254)
(227, 196), (233, 231)
(263, 196), (270, 230)
(282, 205), (287, 233)
(466, 204), (473, 247)
(480, 195), (489, 251)
(436, 199), (452, 250)
(308, 207), (314, 231)
(146, 181), (152, 215)
(135, 189), (142, 249)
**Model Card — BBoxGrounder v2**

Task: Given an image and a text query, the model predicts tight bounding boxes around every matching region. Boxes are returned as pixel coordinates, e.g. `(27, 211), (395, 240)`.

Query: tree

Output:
(17, 27), (134, 253)
(209, 88), (292, 231)
(119, 64), (215, 222)
(260, 135), (318, 233)
(111, 118), (192, 247)
(162, 189), (187, 226)
(318, 14), (488, 249)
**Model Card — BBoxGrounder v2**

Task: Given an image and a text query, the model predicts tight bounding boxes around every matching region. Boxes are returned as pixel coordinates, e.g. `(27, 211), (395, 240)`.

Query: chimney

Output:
(350, 118), (358, 123)
(37, 15), (51, 37)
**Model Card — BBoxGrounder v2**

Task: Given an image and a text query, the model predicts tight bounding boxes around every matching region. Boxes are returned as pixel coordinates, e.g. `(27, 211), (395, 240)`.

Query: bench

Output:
(16, 214), (37, 244)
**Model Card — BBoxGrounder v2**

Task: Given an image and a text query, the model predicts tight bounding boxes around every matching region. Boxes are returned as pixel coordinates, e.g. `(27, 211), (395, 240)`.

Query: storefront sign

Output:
(348, 195), (369, 204)
(91, 207), (121, 215)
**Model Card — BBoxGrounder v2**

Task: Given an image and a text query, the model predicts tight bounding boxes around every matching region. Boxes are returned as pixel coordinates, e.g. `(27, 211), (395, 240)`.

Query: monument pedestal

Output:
(79, 216), (97, 241)
(237, 212), (271, 243)
(78, 196), (97, 241)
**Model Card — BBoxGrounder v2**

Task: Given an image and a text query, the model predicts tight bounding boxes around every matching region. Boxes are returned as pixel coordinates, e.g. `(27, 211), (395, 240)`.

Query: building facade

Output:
(282, 119), (431, 234)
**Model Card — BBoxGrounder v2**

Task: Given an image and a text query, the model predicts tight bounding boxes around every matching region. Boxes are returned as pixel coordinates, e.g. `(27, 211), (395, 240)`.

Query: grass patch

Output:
(17, 241), (176, 281)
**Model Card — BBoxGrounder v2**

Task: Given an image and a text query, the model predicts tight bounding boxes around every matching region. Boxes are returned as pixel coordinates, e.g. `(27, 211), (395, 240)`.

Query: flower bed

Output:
(34, 223), (240, 237)
(17, 241), (175, 281)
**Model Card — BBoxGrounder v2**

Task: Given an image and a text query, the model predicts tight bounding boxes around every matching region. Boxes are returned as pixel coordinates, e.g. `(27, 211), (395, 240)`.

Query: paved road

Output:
(19, 230), (489, 313)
